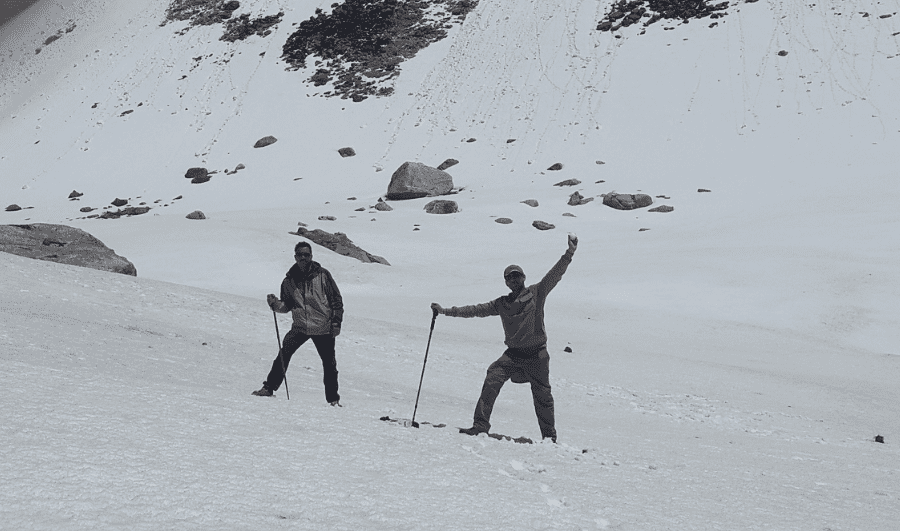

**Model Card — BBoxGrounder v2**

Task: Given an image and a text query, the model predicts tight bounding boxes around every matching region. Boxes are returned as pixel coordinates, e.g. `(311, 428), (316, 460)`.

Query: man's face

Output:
(295, 247), (312, 267)
(505, 272), (525, 293)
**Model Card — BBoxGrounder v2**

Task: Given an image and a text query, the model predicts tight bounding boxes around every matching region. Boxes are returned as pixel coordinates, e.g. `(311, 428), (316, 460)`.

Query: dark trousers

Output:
(264, 329), (340, 403)
(472, 347), (556, 439)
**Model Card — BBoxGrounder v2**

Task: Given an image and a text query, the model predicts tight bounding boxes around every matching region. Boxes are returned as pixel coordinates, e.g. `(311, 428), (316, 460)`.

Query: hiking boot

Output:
(542, 435), (557, 444)
(329, 400), (342, 407)
(459, 426), (488, 436)
(251, 385), (273, 397)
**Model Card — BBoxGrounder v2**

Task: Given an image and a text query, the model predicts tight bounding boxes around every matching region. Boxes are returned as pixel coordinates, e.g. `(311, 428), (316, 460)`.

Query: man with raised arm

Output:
(431, 234), (577, 443)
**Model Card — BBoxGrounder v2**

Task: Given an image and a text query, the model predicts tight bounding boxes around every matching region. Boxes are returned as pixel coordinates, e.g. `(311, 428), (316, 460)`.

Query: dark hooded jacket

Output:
(272, 261), (343, 335)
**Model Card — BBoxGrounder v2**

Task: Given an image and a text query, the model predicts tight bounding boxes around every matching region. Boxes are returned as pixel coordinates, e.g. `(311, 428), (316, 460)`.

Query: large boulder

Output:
(602, 193), (653, 210)
(0, 223), (137, 275)
(288, 227), (389, 265)
(386, 162), (454, 200)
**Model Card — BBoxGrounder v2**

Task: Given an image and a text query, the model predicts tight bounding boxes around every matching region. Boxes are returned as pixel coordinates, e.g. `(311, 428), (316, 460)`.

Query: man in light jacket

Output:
(431, 234), (577, 442)
(252, 241), (344, 405)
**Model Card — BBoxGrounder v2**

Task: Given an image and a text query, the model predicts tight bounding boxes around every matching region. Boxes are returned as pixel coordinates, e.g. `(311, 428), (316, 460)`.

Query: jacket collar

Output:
(287, 261), (322, 282)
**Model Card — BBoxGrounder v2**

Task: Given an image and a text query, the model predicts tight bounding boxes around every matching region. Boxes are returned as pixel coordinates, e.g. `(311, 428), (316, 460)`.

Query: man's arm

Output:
(431, 300), (499, 318)
(536, 234), (578, 298)
(267, 278), (294, 313)
(323, 270), (344, 335)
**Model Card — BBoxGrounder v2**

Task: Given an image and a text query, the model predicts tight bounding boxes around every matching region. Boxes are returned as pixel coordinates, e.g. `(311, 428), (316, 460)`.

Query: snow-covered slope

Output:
(1, 0), (899, 528)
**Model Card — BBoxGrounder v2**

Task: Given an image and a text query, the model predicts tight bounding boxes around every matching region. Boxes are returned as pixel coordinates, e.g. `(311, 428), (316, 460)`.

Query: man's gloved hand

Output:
(430, 303), (444, 315)
(331, 323), (341, 337)
(567, 233), (578, 254)
(266, 293), (279, 310)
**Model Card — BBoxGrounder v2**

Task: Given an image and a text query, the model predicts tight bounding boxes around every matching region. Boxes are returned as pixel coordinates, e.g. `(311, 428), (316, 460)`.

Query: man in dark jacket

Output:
(252, 241), (344, 405)
(431, 234), (577, 442)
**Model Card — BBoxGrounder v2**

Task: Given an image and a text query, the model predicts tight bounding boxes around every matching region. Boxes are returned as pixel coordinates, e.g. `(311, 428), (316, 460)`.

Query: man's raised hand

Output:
(567, 233), (578, 253)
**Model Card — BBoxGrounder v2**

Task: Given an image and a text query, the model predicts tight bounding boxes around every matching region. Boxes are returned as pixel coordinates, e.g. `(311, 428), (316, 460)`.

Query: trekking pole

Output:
(410, 308), (439, 428)
(273, 311), (290, 401)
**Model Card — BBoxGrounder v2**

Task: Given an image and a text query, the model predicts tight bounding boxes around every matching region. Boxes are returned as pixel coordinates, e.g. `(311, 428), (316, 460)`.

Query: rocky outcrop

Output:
(547, 163), (564, 171)
(5, 204), (22, 212)
(532, 220), (555, 230)
(186, 210), (207, 219)
(521, 199), (539, 207)
(568, 192), (594, 206)
(424, 200), (459, 214)
(289, 227), (389, 265)
(437, 158), (459, 171)
(602, 193), (653, 210)
(338, 147), (356, 157)
(386, 162), (454, 200)
(0, 223), (137, 275)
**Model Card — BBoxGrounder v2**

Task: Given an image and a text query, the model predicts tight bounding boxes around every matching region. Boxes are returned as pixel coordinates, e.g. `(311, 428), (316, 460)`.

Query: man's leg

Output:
(264, 328), (309, 391)
(311, 335), (340, 403)
(471, 353), (515, 432)
(525, 349), (556, 440)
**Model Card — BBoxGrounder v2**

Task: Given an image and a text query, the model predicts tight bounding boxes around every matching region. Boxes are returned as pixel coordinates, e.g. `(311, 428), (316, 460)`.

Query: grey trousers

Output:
(472, 347), (556, 439)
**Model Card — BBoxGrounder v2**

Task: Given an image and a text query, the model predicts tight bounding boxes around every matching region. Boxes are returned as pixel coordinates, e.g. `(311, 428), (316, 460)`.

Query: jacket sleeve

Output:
(536, 250), (574, 300)
(443, 299), (500, 318)
(274, 277), (295, 313)
(323, 270), (344, 326)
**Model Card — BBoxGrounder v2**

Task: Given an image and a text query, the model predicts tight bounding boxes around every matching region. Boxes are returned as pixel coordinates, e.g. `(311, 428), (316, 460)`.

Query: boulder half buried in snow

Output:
(602, 193), (653, 210)
(424, 200), (458, 214)
(0, 223), (137, 275)
(289, 227), (389, 265)
(386, 162), (454, 200)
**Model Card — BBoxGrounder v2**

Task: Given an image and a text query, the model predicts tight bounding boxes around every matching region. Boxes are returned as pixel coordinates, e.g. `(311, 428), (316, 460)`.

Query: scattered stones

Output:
(6, 204), (22, 212)
(424, 200), (459, 214)
(596, 160), (605, 164)
(0, 223), (137, 275)
(777, 50), (788, 56)
(521, 199), (539, 207)
(466, 138), (477, 143)
(79, 207), (95, 213)
(495, 217), (513, 224)
(165, 0), (240, 28)
(562, 213), (576, 217)
(185, 167), (208, 180)
(554, 179), (581, 187)
(338, 147), (356, 157)
(507, 138), (516, 143)
(437, 158), (459, 171)
(186, 210), (206, 220)
(355, 207), (366, 212)
(386, 162), (454, 200)
(649, 205), (674, 213)
(289, 227), (390, 265)
(698, 188), (711, 193)
(567, 191), (594, 206)
(374, 201), (393, 211)
(596, 0), (738, 32)
(603, 193), (653, 210)
(875, 435), (885, 443)
(68, 190), (83, 199)
(254, 135), (277, 148)
(111, 198), (128, 207)
(547, 163), (564, 171)
(532, 220), (555, 230)
(318, 215), (337, 221)
(234, 163), (245, 171)
(564, 346), (573, 353)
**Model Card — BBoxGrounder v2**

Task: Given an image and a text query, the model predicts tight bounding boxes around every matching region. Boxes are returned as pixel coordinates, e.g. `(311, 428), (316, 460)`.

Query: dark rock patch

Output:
(79, 207), (95, 213)
(186, 210), (207, 220)
(386, 162), (454, 200)
(254, 135), (277, 148)
(111, 198), (128, 207)
(191, 174), (211, 184)
(547, 163), (564, 171)
(289, 227), (390, 265)
(437, 158), (459, 171)
(554, 179), (581, 187)
(374, 201), (393, 211)
(567, 192), (594, 206)
(639, 228), (650, 231)
(596, 0), (741, 33)
(6, 204), (22, 212)
(281, 0), (479, 102)
(164, 0), (241, 28)
(338, 147), (356, 157)
(603, 193), (653, 210)
(0, 223), (137, 275)
(318, 215), (337, 221)
(424, 200), (459, 214)
(495, 217), (513, 224)
(68, 190), (83, 199)
(777, 50), (788, 56)
(698, 188), (711, 193)
(185, 167), (208, 180)
(562, 213), (576, 217)
(220, 11), (283, 42)
(649, 205), (674, 213)
(532, 220), (555, 230)
(875, 435), (885, 443)
(507, 138), (516, 143)
(521, 199), (539, 207)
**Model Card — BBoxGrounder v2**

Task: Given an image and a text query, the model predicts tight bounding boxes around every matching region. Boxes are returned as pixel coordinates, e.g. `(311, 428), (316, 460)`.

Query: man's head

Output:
(294, 241), (312, 267)
(503, 264), (525, 292)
